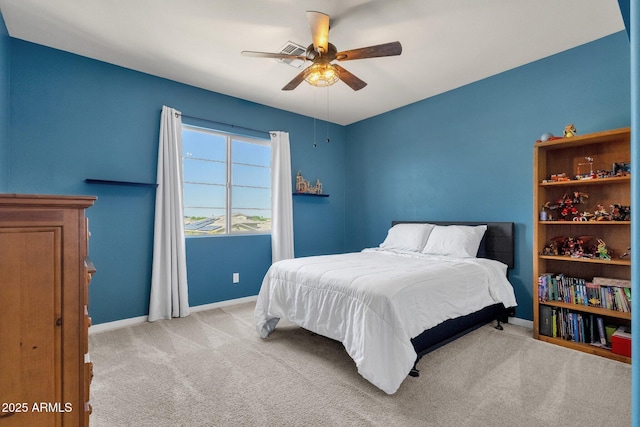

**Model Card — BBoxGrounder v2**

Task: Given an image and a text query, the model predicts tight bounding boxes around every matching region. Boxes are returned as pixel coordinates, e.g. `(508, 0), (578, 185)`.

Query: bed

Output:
(254, 221), (517, 394)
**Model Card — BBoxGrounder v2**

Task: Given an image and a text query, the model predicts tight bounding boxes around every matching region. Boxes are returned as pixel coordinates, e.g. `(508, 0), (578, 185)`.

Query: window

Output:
(182, 125), (271, 235)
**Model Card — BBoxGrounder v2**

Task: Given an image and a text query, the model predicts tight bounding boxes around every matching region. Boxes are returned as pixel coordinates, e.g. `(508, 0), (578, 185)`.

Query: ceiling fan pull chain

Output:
(313, 87), (317, 148)
(326, 88), (330, 143)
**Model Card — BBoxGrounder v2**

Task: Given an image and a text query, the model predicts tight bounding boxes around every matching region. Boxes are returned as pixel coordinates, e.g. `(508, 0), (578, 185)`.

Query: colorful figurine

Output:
(610, 204), (631, 221)
(564, 123), (577, 137)
(594, 204), (610, 221)
(596, 239), (611, 260)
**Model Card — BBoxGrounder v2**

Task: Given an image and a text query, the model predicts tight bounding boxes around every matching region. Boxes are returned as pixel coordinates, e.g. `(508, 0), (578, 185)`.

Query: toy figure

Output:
(596, 239), (611, 260)
(573, 211), (593, 221)
(610, 204), (631, 221)
(541, 241), (559, 256)
(620, 247), (631, 259)
(594, 204), (610, 221)
(564, 123), (577, 137)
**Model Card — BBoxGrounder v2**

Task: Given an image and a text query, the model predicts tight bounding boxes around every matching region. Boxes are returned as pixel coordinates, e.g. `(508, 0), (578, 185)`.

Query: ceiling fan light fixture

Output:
(303, 63), (339, 87)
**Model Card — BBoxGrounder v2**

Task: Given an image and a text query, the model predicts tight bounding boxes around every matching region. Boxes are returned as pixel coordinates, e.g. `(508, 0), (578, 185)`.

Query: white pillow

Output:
(379, 223), (435, 252)
(422, 225), (487, 257)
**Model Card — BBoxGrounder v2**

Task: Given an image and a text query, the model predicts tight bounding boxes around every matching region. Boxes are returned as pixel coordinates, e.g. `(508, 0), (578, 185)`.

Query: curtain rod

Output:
(176, 112), (273, 137)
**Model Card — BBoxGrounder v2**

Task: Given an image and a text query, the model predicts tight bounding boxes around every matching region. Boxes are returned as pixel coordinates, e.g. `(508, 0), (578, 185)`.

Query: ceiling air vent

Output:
(277, 41), (307, 68)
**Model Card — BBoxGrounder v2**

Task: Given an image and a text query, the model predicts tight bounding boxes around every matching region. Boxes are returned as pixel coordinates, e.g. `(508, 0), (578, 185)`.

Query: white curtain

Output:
(148, 106), (190, 322)
(270, 131), (294, 262)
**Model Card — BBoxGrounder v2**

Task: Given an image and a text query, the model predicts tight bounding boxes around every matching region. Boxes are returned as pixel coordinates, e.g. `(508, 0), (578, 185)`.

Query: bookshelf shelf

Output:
(538, 255), (631, 266)
(539, 175), (630, 187)
(533, 127), (631, 363)
(539, 301), (632, 320)
(538, 220), (631, 225)
(537, 335), (631, 364)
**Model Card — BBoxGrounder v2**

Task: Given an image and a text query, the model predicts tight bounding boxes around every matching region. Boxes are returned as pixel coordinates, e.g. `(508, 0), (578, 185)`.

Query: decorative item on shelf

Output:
(558, 198), (579, 221)
(610, 204), (631, 221)
(563, 123), (577, 137)
(542, 195), (631, 223)
(543, 172), (569, 183)
(543, 191), (588, 221)
(573, 211), (594, 222)
(564, 236), (587, 258)
(613, 162), (631, 176)
(540, 132), (554, 142)
(576, 156), (595, 179)
(596, 239), (612, 260)
(541, 235), (618, 260)
(295, 171), (323, 194)
(539, 206), (548, 221)
(541, 236), (561, 256)
(620, 247), (631, 259)
(536, 132), (563, 143)
(593, 203), (610, 221)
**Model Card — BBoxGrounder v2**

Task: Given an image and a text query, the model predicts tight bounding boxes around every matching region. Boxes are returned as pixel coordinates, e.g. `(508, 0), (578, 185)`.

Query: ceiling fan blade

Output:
(307, 11), (330, 53)
(282, 69), (308, 91)
(333, 64), (367, 91)
(242, 50), (307, 61)
(336, 41), (402, 61)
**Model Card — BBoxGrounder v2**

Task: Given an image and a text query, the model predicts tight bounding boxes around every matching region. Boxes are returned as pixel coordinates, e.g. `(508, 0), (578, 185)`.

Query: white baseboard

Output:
(90, 295), (533, 335)
(89, 295), (258, 335)
(189, 295), (257, 313)
(509, 316), (533, 329)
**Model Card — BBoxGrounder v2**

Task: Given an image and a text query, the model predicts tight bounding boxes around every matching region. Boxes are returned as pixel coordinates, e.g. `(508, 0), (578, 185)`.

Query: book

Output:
(539, 305), (553, 337)
(538, 274), (548, 302)
(592, 277), (631, 288)
(596, 317), (607, 346)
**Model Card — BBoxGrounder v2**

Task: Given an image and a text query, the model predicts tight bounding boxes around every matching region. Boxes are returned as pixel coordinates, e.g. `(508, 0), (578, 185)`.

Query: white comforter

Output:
(254, 248), (517, 394)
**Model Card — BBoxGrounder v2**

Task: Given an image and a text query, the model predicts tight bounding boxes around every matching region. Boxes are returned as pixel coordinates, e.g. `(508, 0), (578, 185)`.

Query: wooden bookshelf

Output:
(533, 127), (631, 363)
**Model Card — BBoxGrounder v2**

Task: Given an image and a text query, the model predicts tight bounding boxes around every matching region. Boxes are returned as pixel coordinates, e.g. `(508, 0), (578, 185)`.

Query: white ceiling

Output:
(0, 0), (625, 125)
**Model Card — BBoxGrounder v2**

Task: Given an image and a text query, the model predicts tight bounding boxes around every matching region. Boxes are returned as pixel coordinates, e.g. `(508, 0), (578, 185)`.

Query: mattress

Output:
(254, 248), (517, 394)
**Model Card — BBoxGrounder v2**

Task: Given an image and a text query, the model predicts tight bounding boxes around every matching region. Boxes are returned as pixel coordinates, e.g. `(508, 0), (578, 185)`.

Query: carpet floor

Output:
(88, 302), (631, 426)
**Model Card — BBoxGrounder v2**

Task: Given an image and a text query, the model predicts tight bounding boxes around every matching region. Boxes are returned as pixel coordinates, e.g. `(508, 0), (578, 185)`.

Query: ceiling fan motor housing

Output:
(307, 43), (337, 63)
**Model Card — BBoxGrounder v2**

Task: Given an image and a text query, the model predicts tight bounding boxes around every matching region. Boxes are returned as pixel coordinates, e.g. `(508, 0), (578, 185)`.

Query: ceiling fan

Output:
(241, 11), (402, 91)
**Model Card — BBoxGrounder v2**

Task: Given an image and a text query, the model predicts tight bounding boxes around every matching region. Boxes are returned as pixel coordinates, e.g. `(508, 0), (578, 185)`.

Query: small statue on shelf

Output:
(573, 211), (594, 222)
(296, 171), (309, 193)
(595, 239), (611, 260)
(295, 171), (323, 194)
(593, 204), (610, 221)
(545, 191), (588, 221)
(563, 123), (577, 137)
(610, 204), (630, 221)
(620, 247), (631, 259)
(541, 240), (559, 256)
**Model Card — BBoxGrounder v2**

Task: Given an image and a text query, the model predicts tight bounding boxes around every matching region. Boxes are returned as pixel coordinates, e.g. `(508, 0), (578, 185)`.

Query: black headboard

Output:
(391, 221), (515, 269)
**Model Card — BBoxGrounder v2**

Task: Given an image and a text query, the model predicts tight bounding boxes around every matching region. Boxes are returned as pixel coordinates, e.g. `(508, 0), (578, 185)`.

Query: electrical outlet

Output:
(232, 273), (239, 283)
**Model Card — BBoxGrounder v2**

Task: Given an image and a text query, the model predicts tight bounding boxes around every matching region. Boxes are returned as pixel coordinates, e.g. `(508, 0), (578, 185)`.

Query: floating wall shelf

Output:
(293, 193), (329, 198)
(85, 179), (158, 188)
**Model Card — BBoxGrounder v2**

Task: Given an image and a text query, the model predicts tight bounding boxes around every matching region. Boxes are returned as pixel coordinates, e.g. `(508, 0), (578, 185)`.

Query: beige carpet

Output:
(88, 302), (631, 427)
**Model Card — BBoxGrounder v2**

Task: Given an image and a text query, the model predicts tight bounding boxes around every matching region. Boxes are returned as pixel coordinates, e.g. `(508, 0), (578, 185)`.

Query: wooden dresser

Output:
(0, 194), (96, 426)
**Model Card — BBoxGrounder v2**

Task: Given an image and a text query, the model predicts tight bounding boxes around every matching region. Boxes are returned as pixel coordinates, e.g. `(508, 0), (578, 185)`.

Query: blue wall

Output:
(4, 30), (632, 325)
(9, 39), (346, 324)
(345, 32), (631, 321)
(0, 12), (9, 192)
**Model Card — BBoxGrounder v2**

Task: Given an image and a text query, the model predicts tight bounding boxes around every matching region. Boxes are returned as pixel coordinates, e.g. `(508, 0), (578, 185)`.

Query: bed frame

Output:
(391, 221), (515, 377)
